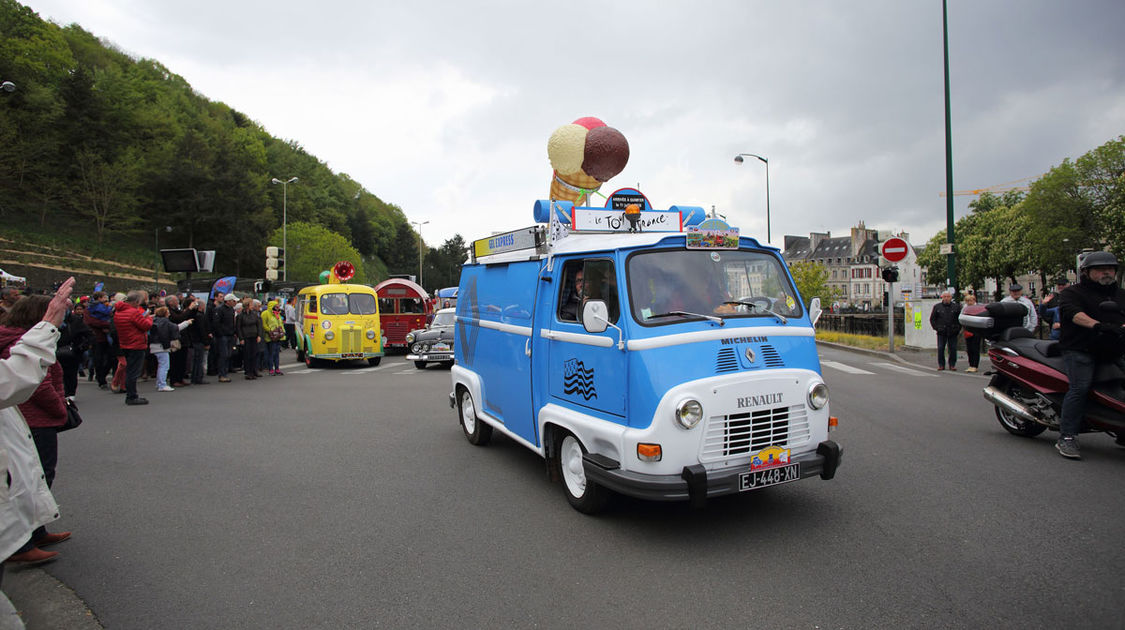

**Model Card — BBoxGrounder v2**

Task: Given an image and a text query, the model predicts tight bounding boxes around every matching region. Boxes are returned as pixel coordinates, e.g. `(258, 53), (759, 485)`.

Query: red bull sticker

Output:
(750, 445), (790, 471)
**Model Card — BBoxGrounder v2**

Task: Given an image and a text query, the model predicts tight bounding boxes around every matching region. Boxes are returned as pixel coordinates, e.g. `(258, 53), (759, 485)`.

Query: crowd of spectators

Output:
(0, 281), (297, 572)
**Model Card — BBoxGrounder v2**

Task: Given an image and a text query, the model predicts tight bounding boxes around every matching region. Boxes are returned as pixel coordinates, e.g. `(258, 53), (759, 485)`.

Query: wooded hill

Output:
(0, 0), (464, 290)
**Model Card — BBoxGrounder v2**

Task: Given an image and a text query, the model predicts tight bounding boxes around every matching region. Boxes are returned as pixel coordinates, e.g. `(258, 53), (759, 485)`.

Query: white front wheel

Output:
(554, 433), (609, 514)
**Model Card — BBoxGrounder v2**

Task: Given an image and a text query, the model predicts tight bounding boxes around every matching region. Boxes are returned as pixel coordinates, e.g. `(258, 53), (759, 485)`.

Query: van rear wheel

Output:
(555, 433), (610, 514)
(458, 389), (492, 446)
(367, 357), (381, 366)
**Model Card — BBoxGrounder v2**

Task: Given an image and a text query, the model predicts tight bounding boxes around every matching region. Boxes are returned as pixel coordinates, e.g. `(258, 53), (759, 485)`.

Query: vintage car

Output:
(405, 307), (455, 369)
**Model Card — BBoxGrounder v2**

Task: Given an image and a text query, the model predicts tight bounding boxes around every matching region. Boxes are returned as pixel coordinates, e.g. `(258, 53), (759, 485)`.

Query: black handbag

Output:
(59, 399), (83, 432)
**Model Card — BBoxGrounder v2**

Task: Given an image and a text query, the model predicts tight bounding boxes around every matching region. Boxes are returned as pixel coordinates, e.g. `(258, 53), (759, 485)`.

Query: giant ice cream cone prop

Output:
(550, 169), (602, 205)
(547, 117), (629, 205)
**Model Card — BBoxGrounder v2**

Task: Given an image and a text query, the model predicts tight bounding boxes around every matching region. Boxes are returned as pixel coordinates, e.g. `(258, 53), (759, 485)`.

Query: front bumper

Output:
(406, 351), (453, 362)
(583, 440), (842, 507)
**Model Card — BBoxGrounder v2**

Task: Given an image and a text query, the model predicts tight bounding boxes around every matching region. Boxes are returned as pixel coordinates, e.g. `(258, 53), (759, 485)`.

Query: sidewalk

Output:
(1, 566), (102, 630)
(816, 340), (987, 374)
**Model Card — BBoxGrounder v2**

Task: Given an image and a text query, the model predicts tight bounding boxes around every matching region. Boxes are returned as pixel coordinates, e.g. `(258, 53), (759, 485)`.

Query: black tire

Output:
(994, 380), (1049, 437)
(305, 354), (322, 369)
(457, 388), (492, 446)
(414, 360), (427, 369)
(441, 360), (454, 369)
(295, 347), (305, 362)
(553, 432), (610, 514)
(367, 357), (381, 366)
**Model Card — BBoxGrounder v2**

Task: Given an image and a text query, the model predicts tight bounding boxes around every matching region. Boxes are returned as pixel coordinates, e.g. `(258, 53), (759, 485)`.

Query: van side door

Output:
(539, 257), (627, 418)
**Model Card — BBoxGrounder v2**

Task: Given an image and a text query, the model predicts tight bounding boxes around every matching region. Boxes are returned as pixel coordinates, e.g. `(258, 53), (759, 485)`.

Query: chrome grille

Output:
(715, 347), (738, 373)
(701, 404), (810, 462)
(761, 345), (784, 367)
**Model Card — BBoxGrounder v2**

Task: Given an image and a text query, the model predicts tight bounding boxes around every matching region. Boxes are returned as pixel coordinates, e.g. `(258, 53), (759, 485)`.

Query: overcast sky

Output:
(24, 0), (1125, 250)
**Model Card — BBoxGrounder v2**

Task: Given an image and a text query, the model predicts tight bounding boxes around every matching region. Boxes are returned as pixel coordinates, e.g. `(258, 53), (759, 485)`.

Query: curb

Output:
(815, 340), (917, 364)
(1, 567), (102, 630)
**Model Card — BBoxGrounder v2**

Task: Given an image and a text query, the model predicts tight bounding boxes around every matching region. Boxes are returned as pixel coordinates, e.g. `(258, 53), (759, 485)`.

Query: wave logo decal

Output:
(563, 358), (597, 400)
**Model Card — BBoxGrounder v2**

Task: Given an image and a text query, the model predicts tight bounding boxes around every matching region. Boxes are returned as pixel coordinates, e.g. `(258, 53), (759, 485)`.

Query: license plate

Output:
(340, 353), (363, 359)
(739, 463), (800, 491)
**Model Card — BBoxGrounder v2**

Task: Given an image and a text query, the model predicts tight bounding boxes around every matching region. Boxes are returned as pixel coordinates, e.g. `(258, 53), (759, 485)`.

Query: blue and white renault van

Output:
(451, 193), (842, 513)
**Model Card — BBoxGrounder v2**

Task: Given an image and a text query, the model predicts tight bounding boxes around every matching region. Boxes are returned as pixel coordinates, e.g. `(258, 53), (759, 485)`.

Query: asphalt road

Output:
(6, 346), (1124, 629)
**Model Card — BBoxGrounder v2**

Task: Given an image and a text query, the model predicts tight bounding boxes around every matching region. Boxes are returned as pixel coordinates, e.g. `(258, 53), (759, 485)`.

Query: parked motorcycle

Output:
(959, 301), (1125, 442)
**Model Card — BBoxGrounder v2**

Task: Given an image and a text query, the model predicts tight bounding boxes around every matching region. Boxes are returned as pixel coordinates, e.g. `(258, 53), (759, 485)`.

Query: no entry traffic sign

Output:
(880, 237), (910, 263)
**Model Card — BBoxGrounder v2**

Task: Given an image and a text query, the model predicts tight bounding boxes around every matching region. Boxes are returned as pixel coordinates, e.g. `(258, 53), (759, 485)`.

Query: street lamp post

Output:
(734, 153), (771, 244)
(411, 220), (429, 287)
(271, 176), (298, 281)
(155, 225), (172, 289)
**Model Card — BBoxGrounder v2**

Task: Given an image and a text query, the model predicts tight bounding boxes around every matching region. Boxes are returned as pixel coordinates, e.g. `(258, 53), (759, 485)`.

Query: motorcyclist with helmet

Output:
(1055, 251), (1125, 459)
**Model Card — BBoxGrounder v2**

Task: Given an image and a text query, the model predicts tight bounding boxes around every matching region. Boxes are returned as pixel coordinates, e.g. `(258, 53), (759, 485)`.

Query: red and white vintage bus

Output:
(374, 278), (432, 350)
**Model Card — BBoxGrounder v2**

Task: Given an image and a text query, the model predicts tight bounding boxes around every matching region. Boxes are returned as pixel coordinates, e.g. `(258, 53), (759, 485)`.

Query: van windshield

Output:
(321, 292), (377, 315)
(627, 249), (802, 325)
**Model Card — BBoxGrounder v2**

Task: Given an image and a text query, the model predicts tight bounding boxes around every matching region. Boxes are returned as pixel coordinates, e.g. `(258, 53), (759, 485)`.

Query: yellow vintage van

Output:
(294, 263), (383, 367)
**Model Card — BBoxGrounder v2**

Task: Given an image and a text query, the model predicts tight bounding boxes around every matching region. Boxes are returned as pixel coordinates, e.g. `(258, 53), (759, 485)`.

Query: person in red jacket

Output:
(0, 295), (72, 565)
(114, 290), (153, 406)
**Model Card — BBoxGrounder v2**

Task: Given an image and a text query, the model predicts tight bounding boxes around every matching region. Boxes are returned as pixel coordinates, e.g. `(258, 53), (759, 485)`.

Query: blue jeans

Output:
(1061, 350), (1125, 436)
(216, 335), (231, 377)
(154, 351), (169, 389)
(936, 332), (958, 368)
(267, 341), (281, 371)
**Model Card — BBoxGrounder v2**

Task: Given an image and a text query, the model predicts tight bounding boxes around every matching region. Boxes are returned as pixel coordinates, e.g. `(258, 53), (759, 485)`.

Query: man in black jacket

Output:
(1055, 252), (1125, 459)
(929, 290), (961, 371)
(214, 294), (238, 382)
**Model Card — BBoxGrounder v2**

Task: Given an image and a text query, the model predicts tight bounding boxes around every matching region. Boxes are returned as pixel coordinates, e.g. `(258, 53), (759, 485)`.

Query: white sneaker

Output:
(157, 385), (175, 392)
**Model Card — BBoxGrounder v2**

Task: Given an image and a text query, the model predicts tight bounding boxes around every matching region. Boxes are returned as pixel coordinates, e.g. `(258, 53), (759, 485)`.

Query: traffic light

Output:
(265, 246), (284, 281)
(881, 266), (899, 283)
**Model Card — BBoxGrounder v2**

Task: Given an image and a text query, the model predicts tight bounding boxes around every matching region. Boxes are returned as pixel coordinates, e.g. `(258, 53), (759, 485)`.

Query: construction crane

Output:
(938, 175), (1039, 197)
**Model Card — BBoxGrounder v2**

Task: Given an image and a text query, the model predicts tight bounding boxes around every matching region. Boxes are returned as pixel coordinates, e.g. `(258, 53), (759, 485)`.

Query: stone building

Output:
(783, 221), (919, 309)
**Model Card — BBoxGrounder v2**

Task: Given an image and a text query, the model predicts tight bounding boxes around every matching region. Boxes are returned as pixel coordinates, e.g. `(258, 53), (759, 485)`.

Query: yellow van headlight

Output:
(324, 330), (335, 341)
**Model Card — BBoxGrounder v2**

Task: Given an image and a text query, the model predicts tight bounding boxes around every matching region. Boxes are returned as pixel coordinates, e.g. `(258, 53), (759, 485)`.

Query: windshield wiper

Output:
(720, 301), (789, 325)
(648, 310), (725, 326)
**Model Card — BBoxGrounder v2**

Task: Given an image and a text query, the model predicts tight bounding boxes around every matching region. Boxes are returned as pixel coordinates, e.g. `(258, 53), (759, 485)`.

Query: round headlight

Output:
(366, 329), (376, 340)
(405, 332), (415, 343)
(324, 330), (335, 341)
(675, 399), (704, 429)
(808, 382), (829, 410)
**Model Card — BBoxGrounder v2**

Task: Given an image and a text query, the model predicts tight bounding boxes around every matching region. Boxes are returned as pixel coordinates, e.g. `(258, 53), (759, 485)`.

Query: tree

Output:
(268, 222), (367, 284)
(788, 261), (842, 308)
(74, 148), (144, 243)
(422, 235), (467, 290)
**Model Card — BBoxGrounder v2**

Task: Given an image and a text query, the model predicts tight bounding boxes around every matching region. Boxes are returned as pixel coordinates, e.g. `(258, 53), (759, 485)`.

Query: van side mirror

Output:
(809, 297), (822, 326)
(582, 300), (609, 333)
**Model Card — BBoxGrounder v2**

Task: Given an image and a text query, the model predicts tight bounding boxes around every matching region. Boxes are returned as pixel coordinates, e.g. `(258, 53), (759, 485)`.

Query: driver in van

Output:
(1054, 251), (1125, 459)
(560, 268), (584, 321)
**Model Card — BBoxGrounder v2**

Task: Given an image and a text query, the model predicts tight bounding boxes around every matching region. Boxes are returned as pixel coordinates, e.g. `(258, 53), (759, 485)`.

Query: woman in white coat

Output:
(0, 277), (73, 573)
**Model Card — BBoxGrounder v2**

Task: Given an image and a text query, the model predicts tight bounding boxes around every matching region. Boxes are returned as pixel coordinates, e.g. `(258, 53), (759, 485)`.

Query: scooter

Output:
(959, 301), (1125, 442)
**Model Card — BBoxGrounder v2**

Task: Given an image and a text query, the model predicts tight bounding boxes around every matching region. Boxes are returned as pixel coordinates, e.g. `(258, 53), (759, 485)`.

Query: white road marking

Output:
(821, 361), (876, 375)
(868, 362), (940, 377)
